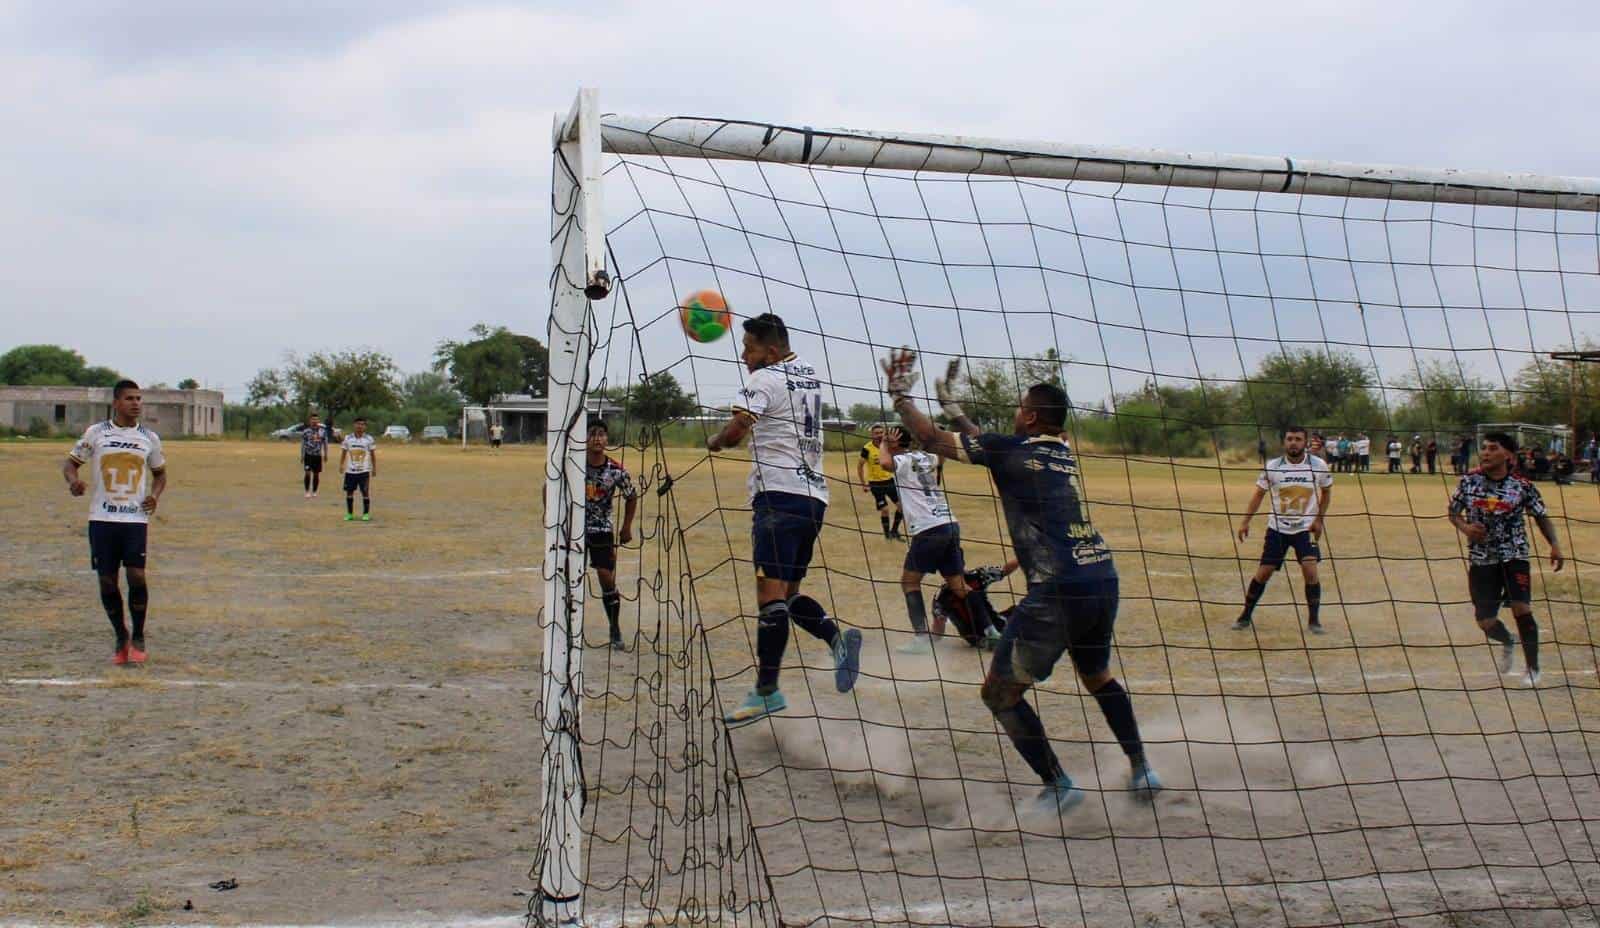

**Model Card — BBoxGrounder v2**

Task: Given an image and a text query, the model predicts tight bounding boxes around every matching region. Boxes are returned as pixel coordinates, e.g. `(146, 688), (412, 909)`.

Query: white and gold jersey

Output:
(69, 421), (166, 524)
(1256, 454), (1332, 534)
(729, 353), (829, 504)
(342, 434), (377, 474)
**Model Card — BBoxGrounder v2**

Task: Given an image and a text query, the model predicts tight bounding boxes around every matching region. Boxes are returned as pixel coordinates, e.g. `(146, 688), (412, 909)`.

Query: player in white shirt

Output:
(62, 380), (168, 665)
(706, 312), (863, 726)
(1233, 425), (1333, 633)
(339, 417), (378, 522)
(880, 427), (998, 654)
(1355, 434), (1372, 473)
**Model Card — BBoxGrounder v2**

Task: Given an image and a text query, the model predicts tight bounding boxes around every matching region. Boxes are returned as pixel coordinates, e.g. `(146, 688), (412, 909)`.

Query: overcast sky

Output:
(3, 1), (1597, 401)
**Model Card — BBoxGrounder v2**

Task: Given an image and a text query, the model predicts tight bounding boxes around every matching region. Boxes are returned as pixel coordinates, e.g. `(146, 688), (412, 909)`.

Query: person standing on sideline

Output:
(1258, 434), (1268, 467)
(63, 380), (167, 665)
(1410, 435), (1424, 473)
(300, 411), (331, 498)
(1387, 435), (1403, 474)
(489, 420), (505, 451)
(1233, 425), (1333, 634)
(1448, 432), (1563, 687)
(340, 417), (377, 521)
(1426, 438), (1439, 474)
(585, 420), (638, 649)
(856, 423), (905, 540)
(1355, 433), (1371, 473)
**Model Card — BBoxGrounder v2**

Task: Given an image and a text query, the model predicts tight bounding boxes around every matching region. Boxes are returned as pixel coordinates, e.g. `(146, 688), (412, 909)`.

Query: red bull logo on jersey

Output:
(1472, 495), (1517, 515)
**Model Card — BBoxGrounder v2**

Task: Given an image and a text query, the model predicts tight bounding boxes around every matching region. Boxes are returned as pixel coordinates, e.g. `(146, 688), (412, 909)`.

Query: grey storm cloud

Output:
(0, 0), (1597, 399)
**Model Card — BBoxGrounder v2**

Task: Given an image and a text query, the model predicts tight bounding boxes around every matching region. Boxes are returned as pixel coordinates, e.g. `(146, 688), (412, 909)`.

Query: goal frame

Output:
(533, 87), (1600, 926)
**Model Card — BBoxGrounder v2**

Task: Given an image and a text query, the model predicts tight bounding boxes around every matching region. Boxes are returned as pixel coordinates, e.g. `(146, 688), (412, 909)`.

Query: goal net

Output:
(531, 90), (1600, 927)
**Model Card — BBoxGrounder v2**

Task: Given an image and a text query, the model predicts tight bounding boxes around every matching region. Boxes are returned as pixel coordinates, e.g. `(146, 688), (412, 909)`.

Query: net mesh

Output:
(533, 117), (1600, 927)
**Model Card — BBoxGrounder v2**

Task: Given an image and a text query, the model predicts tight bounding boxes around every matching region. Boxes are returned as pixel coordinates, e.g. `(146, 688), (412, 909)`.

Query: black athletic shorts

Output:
(868, 480), (899, 510)
(1260, 528), (1319, 568)
(751, 491), (825, 582)
(343, 472), (371, 494)
(991, 575), (1119, 682)
(491, 438), (502, 448)
(302, 453), (323, 473)
(588, 530), (617, 572)
(89, 521), (148, 575)
(905, 523), (965, 577)
(1468, 559), (1532, 619)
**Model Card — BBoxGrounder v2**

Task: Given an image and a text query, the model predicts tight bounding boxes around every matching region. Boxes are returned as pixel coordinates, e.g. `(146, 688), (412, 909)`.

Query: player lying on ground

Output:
(880, 427), (996, 654)
(858, 423), (905, 540)
(884, 349), (1160, 811)
(584, 420), (638, 650)
(929, 560), (1016, 649)
(1233, 424), (1333, 634)
(63, 379), (167, 665)
(1448, 431), (1564, 687)
(708, 312), (863, 727)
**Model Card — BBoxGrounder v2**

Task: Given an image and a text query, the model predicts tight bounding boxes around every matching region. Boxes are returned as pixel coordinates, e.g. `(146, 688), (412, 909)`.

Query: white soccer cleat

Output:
(1526, 668), (1541, 688)
(1496, 640), (1517, 674)
(894, 635), (934, 655)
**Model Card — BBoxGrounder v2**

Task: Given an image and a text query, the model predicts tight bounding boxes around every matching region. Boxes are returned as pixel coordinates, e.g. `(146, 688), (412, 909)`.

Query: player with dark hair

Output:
(1233, 425), (1333, 634)
(857, 423), (905, 539)
(300, 411), (331, 498)
(62, 380), (167, 664)
(879, 426), (993, 654)
(585, 420), (638, 650)
(339, 417), (377, 521)
(930, 560), (1015, 649)
(883, 350), (1159, 811)
(1449, 431), (1564, 687)
(709, 312), (862, 726)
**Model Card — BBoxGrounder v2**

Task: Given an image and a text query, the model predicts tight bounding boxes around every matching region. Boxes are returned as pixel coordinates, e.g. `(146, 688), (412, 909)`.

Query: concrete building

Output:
(0, 386), (225, 437)
(473, 394), (624, 442)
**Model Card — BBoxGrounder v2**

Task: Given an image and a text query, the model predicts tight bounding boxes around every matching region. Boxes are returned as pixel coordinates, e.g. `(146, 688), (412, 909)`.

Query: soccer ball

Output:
(679, 289), (732, 344)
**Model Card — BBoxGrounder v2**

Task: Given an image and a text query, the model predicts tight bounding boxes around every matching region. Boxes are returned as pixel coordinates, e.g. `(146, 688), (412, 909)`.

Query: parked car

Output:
(420, 425), (449, 442)
(271, 424), (307, 441)
(382, 425), (412, 442)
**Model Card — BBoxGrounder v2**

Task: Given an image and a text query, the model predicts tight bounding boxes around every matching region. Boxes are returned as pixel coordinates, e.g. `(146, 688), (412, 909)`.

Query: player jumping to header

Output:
(63, 380), (168, 665)
(858, 423), (905, 540)
(884, 349), (1159, 811)
(1449, 432), (1564, 687)
(340, 417), (377, 522)
(881, 426), (995, 654)
(1233, 425), (1333, 634)
(585, 421), (638, 650)
(708, 312), (863, 727)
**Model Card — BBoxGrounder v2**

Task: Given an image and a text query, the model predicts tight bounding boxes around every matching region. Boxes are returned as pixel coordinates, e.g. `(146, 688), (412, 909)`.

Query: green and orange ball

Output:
(679, 289), (732, 344)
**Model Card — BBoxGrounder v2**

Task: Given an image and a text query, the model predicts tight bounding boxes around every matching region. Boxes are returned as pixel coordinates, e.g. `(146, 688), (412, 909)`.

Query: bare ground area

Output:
(5, 440), (1600, 926)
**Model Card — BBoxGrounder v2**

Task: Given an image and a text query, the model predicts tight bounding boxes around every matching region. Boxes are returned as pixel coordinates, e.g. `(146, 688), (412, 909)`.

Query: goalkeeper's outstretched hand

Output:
(881, 348), (919, 400)
(934, 357), (965, 419)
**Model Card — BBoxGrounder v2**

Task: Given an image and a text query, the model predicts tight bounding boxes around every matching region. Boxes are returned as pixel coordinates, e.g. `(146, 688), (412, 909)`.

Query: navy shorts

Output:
(344, 472), (371, 495)
(752, 492), (825, 582)
(89, 521), (148, 575)
(1468, 560), (1532, 619)
(991, 575), (1119, 683)
(869, 480), (899, 510)
(1260, 528), (1319, 568)
(302, 454), (323, 473)
(904, 523), (965, 577)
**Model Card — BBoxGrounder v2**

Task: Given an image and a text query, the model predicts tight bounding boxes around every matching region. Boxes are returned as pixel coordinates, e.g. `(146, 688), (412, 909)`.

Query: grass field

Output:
(4, 439), (1600, 926)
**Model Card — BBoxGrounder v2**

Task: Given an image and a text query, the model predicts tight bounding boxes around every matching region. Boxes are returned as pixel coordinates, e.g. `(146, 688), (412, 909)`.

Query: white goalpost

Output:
(533, 88), (1600, 928)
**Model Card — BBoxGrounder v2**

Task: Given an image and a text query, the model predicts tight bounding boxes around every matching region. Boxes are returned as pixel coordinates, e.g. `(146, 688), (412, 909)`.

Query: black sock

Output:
(904, 589), (928, 634)
(1091, 679), (1145, 767)
(879, 514), (891, 536)
(891, 511), (903, 535)
(1240, 579), (1266, 620)
(304, 471), (311, 491)
(346, 495), (354, 514)
(99, 580), (127, 644)
(1305, 582), (1322, 625)
(1516, 615), (1540, 671)
(603, 589), (622, 639)
(788, 594), (840, 646)
(756, 600), (791, 693)
(1485, 620), (1514, 644)
(128, 581), (148, 642)
(992, 698), (1064, 784)
(362, 495), (370, 515)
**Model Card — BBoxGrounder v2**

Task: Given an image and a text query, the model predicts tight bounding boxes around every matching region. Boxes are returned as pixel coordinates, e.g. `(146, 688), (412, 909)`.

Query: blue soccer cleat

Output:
(1031, 774), (1085, 815)
(833, 628), (863, 692)
(1130, 763), (1163, 802)
(724, 689), (787, 728)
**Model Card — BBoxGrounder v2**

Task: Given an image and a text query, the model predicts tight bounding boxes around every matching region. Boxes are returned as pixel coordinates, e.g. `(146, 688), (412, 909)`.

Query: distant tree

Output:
(434, 324), (550, 407)
(286, 350), (400, 426)
(1392, 360), (1504, 435)
(400, 371), (462, 410)
(847, 402), (888, 427)
(246, 368), (290, 408)
(1506, 342), (1600, 438)
(1237, 349), (1375, 433)
(177, 378), (200, 390)
(624, 372), (698, 429)
(0, 344), (119, 386)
